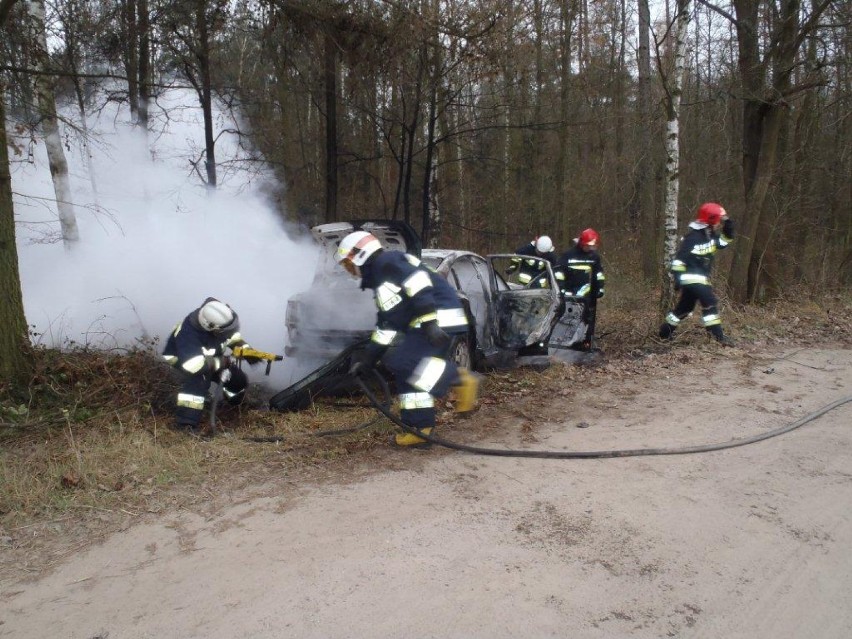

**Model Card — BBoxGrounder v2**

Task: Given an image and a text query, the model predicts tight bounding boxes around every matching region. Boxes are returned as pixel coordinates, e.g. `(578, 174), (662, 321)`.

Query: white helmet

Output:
(336, 231), (383, 276)
(198, 299), (238, 333)
(535, 235), (554, 253)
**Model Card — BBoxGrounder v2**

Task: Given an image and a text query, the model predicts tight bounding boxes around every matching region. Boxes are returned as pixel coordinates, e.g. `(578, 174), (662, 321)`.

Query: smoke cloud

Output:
(11, 88), (318, 390)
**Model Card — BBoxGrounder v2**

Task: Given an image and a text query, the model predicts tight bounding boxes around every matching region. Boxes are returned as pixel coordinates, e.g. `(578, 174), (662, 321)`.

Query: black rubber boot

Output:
(707, 325), (734, 346)
(659, 323), (676, 340)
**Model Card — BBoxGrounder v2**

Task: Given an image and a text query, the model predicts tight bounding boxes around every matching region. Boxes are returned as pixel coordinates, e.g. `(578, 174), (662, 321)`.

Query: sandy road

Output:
(2, 346), (851, 638)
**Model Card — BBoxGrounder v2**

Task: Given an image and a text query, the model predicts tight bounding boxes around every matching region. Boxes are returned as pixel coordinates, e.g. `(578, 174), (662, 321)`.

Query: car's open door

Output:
(486, 254), (562, 349)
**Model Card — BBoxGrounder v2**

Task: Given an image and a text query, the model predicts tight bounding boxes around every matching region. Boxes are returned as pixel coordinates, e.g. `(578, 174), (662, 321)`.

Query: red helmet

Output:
(577, 228), (599, 249)
(696, 202), (726, 226)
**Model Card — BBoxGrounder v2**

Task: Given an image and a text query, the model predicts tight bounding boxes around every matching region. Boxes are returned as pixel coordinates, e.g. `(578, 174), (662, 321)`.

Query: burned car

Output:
(271, 220), (570, 411)
(283, 220), (564, 373)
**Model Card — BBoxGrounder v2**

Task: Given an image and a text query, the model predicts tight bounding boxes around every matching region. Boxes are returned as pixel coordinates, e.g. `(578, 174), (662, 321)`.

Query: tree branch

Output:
(694, 0), (742, 30)
(0, 0), (16, 27)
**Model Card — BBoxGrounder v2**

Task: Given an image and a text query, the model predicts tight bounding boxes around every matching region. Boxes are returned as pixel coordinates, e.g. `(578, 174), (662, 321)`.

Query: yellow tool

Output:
(232, 345), (283, 375)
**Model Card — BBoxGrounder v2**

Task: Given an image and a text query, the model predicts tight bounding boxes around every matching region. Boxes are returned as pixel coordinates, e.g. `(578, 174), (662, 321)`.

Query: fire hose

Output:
(248, 343), (850, 457)
(353, 374), (852, 459)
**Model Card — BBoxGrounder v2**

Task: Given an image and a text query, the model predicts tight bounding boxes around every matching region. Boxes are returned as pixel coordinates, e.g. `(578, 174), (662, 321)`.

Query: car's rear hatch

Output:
(285, 220), (420, 358)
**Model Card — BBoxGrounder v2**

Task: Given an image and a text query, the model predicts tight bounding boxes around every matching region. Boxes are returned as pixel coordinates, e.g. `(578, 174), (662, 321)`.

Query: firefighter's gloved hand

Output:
(423, 320), (450, 348)
(722, 217), (735, 238)
(242, 356), (263, 366)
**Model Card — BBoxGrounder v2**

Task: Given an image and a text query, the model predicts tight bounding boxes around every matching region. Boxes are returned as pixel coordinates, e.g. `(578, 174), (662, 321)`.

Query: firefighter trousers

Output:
(381, 329), (461, 429)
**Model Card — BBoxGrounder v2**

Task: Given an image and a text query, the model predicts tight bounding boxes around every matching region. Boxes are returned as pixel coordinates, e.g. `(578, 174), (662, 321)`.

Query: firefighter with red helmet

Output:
(554, 228), (605, 350)
(335, 231), (480, 448)
(162, 298), (258, 433)
(556, 228), (605, 299)
(508, 235), (557, 287)
(659, 202), (735, 345)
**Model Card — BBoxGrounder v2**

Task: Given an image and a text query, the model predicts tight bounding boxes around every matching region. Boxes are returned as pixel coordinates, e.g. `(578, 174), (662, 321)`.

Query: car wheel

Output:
(449, 335), (472, 369)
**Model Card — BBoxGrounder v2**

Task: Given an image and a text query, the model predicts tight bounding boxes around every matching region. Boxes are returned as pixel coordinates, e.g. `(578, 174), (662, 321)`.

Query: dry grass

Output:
(0, 346), (392, 534)
(1, 288), (850, 579)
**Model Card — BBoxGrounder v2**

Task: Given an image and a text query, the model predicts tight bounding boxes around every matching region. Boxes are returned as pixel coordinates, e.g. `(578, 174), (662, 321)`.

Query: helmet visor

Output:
(341, 259), (359, 277)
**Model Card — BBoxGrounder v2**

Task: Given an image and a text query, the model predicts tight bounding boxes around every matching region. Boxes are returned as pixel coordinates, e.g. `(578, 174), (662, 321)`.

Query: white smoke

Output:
(11, 87), (319, 390)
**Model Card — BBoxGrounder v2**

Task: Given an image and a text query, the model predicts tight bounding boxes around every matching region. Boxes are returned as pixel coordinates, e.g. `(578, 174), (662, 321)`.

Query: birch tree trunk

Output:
(27, 0), (80, 247)
(661, 0), (691, 308)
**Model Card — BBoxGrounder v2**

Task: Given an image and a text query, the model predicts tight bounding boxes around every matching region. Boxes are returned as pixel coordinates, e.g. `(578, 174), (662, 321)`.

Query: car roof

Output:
(421, 248), (484, 275)
(421, 248), (481, 260)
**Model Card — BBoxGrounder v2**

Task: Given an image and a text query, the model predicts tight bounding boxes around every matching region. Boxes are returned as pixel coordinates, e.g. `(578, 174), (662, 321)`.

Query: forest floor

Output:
(1, 297), (851, 638)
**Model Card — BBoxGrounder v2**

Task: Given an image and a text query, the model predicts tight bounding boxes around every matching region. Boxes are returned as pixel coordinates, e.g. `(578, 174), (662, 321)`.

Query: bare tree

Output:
(635, 0), (658, 279)
(56, 0), (99, 198)
(697, 0), (837, 301)
(162, 0), (231, 189)
(137, 0), (150, 129)
(26, 0), (80, 247)
(0, 0), (31, 387)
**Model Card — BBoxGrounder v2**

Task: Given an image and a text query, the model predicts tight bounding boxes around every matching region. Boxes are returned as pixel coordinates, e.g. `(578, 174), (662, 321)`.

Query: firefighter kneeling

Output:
(162, 298), (261, 434)
(336, 231), (480, 448)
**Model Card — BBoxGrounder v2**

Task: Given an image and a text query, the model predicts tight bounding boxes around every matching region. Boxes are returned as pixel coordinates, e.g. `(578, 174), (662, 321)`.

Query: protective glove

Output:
(722, 218), (735, 238)
(423, 320), (451, 349)
(242, 355), (263, 367)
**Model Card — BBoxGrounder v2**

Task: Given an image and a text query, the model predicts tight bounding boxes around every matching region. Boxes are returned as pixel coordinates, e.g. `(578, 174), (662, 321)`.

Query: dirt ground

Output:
(2, 343), (851, 639)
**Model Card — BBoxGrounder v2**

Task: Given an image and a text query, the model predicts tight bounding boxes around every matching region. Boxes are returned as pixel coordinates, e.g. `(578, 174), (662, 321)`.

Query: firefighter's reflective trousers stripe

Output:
(664, 283), (721, 329)
(170, 365), (248, 427)
(381, 329), (460, 429)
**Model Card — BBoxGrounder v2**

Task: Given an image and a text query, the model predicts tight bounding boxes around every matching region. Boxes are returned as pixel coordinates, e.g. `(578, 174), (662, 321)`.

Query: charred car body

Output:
(284, 220), (565, 370)
(271, 220), (587, 410)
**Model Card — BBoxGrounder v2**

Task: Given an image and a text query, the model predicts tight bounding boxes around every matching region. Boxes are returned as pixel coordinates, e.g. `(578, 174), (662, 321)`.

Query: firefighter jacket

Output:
(670, 219), (735, 287)
(162, 309), (246, 375)
(556, 245), (605, 298)
(359, 250), (468, 353)
(509, 242), (557, 286)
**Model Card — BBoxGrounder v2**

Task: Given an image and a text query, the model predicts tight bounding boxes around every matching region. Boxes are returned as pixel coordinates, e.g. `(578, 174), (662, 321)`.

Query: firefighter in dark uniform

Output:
(659, 202), (735, 345)
(162, 298), (256, 432)
(556, 228), (605, 299)
(508, 236), (557, 287)
(555, 228), (605, 350)
(335, 231), (480, 448)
